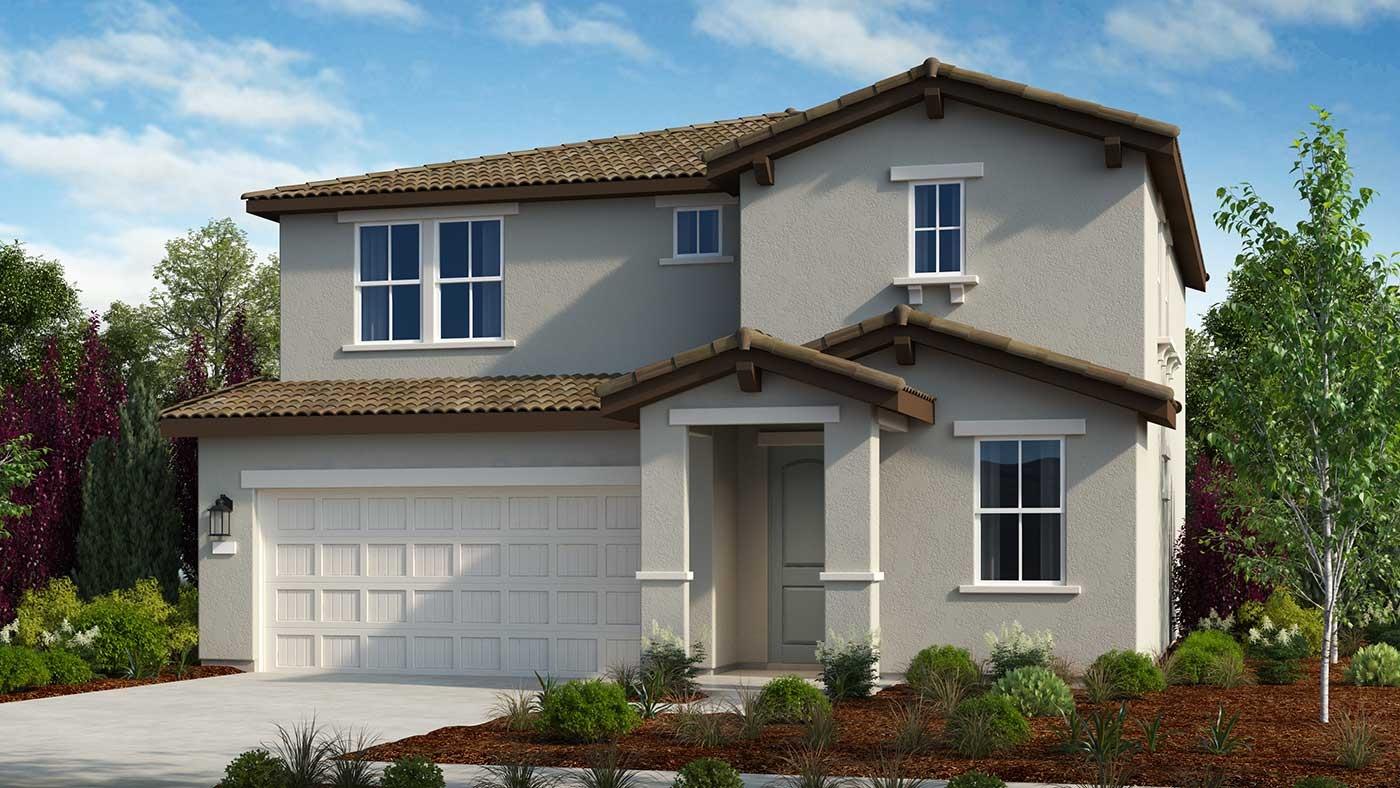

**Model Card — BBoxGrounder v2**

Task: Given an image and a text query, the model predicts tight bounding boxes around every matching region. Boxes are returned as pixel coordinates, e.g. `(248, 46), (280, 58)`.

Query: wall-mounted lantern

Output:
(208, 494), (234, 539)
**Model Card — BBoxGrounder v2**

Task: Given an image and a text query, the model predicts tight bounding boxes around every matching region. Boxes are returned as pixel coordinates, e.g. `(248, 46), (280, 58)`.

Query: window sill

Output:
(660, 255), (734, 266)
(958, 583), (1082, 596)
(892, 274), (979, 305)
(341, 339), (517, 352)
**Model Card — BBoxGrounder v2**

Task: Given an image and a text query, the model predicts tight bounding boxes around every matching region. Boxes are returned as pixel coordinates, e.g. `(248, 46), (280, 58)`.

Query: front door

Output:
(768, 446), (825, 663)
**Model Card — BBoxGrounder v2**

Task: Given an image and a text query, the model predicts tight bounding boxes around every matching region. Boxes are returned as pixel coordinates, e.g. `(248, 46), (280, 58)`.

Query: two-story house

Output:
(162, 59), (1203, 677)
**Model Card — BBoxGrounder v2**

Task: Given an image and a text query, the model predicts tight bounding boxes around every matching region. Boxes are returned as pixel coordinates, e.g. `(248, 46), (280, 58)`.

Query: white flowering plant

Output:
(33, 619), (101, 655)
(1197, 609), (1236, 633)
(1245, 615), (1308, 661)
(984, 620), (1054, 679)
(639, 620), (704, 698)
(815, 629), (879, 700)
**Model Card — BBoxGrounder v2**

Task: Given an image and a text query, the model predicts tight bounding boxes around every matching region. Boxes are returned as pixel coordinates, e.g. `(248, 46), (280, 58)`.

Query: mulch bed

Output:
(0, 664), (242, 704)
(361, 661), (1400, 787)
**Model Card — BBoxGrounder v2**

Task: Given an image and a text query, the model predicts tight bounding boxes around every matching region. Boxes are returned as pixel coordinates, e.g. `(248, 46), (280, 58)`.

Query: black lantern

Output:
(208, 495), (234, 539)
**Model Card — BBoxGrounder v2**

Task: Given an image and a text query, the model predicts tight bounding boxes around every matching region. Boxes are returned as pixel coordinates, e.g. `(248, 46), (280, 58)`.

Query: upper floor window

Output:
(911, 181), (963, 274)
(975, 438), (1064, 584)
(357, 223), (420, 342)
(674, 207), (721, 258)
(437, 219), (503, 340)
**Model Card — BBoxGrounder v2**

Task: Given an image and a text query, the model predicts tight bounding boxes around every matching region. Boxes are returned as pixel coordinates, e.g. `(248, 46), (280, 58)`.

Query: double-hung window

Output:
(674, 207), (721, 258)
(911, 181), (963, 273)
(436, 219), (503, 340)
(975, 438), (1064, 583)
(357, 223), (421, 342)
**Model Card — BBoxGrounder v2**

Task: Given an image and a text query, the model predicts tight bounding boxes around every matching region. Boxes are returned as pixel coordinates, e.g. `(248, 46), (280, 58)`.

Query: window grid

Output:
(910, 180), (964, 274)
(673, 207), (721, 257)
(435, 219), (504, 340)
(973, 437), (1065, 584)
(355, 222), (421, 343)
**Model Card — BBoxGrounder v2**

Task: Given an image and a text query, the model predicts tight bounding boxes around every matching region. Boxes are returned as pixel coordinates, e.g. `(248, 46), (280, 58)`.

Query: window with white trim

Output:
(975, 438), (1064, 583)
(436, 219), (503, 339)
(674, 207), (721, 257)
(910, 181), (963, 273)
(357, 223), (421, 342)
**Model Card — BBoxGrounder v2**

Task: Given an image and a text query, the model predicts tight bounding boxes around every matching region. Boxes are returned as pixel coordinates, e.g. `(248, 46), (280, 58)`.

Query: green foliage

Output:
(381, 756), (445, 788)
(758, 675), (830, 723)
(990, 665), (1072, 717)
(1344, 643), (1400, 686)
(984, 621), (1053, 679)
(904, 644), (979, 689)
(1088, 650), (1166, 697)
(1169, 630), (1244, 685)
(815, 631), (878, 700)
(221, 749), (289, 788)
(71, 579), (177, 676)
(1239, 590), (1324, 655)
(537, 679), (640, 742)
(0, 240), (82, 391)
(1074, 705), (1140, 786)
(945, 773), (1005, 788)
(944, 693), (1030, 758)
(1294, 779), (1348, 788)
(1256, 659), (1303, 685)
(77, 376), (183, 600)
(1333, 710), (1380, 769)
(1198, 705), (1249, 755)
(42, 648), (94, 685)
(673, 702), (731, 748)
(673, 757), (743, 788)
(641, 623), (705, 699)
(1371, 628), (1400, 649)
(0, 644), (51, 692)
(0, 435), (46, 538)
(11, 577), (82, 647)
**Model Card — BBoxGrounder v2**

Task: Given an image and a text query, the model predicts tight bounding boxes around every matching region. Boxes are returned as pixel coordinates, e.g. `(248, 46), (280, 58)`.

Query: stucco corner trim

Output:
(953, 419), (1087, 437)
(240, 465), (642, 489)
(819, 571), (885, 582)
(669, 406), (841, 426)
(958, 583), (1083, 595)
(635, 570), (695, 581)
(659, 255), (735, 266)
(889, 162), (985, 182)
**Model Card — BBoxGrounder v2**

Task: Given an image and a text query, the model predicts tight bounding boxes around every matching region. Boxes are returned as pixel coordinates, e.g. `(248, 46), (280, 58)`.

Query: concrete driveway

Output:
(0, 671), (516, 788)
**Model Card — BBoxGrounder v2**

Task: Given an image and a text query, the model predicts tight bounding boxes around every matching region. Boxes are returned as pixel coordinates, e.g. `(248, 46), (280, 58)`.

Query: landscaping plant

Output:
(641, 622), (704, 699)
(886, 699), (934, 756)
(802, 698), (838, 750)
(631, 662), (676, 719)
(991, 665), (1072, 717)
(1332, 710), (1381, 769)
(269, 717), (333, 788)
(538, 679), (640, 742)
(220, 748), (289, 788)
(862, 755), (924, 788)
(1167, 629), (1244, 685)
(904, 644), (979, 688)
(576, 746), (637, 788)
(672, 757), (743, 788)
(757, 675), (829, 723)
(475, 761), (558, 788)
(944, 692), (1030, 758)
(815, 631), (878, 700)
(1343, 643), (1400, 686)
(1088, 650), (1166, 697)
(41, 648), (94, 685)
(1294, 778), (1348, 788)
(1079, 663), (1115, 704)
(1075, 704), (1140, 788)
(725, 684), (768, 740)
(776, 745), (843, 788)
(382, 756), (446, 788)
(673, 701), (732, 748)
(8, 577), (82, 647)
(1205, 650), (1251, 689)
(491, 687), (538, 731)
(983, 621), (1053, 679)
(0, 643), (51, 692)
(1198, 705), (1249, 755)
(915, 670), (973, 716)
(1137, 713), (1167, 754)
(326, 726), (381, 788)
(944, 773), (1004, 788)
(1238, 590), (1325, 655)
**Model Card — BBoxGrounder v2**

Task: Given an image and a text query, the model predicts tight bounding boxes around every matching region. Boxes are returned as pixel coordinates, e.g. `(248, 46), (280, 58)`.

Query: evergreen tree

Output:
(223, 307), (260, 386)
(77, 375), (181, 600)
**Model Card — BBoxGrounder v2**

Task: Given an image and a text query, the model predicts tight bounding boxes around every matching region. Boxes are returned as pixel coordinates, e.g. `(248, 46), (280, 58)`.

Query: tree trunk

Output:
(1321, 549), (1335, 724)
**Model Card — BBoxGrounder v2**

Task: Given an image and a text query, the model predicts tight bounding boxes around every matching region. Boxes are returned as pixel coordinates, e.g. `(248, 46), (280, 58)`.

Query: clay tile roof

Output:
(161, 374), (615, 420)
(242, 114), (794, 201)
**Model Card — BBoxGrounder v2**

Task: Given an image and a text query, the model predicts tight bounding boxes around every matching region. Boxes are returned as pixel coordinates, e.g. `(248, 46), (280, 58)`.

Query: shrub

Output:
(945, 693), (1030, 758)
(802, 699), (838, 750)
(1238, 590), (1324, 655)
(815, 631), (878, 700)
(476, 761), (556, 788)
(537, 679), (640, 742)
(1168, 630), (1243, 685)
(1255, 659), (1303, 685)
(984, 622), (1053, 679)
(11, 578), (82, 648)
(641, 622), (704, 699)
(42, 648), (94, 685)
(917, 670), (973, 716)
(1088, 650), (1166, 697)
(71, 579), (179, 676)
(946, 772), (1005, 788)
(0, 644), (51, 692)
(221, 749), (289, 788)
(1344, 643), (1400, 687)
(381, 756), (445, 788)
(1334, 710), (1380, 769)
(673, 757), (743, 788)
(758, 675), (830, 723)
(673, 702), (731, 748)
(1206, 650), (1251, 689)
(991, 665), (1072, 717)
(1294, 778), (1348, 788)
(578, 747), (636, 788)
(269, 717), (332, 788)
(905, 644), (979, 688)
(1371, 628), (1400, 650)
(887, 698), (934, 755)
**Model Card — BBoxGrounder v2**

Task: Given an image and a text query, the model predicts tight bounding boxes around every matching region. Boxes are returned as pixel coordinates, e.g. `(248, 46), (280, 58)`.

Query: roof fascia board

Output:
(158, 410), (631, 438)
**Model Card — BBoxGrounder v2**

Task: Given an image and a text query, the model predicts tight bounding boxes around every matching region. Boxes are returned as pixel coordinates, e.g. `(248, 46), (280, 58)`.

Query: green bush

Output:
(946, 772), (1006, 788)
(1293, 778), (1348, 788)
(71, 580), (175, 676)
(757, 675), (830, 723)
(991, 665), (1073, 717)
(12, 578), (83, 648)
(1238, 590), (1324, 655)
(815, 632), (878, 700)
(905, 644), (979, 688)
(673, 757), (743, 788)
(220, 749), (289, 788)
(1088, 650), (1166, 697)
(1370, 628), (1400, 650)
(1256, 658), (1303, 685)
(984, 622), (1053, 679)
(537, 679), (640, 742)
(1169, 630), (1244, 685)
(42, 649), (94, 685)
(0, 644), (52, 693)
(381, 756), (445, 788)
(1345, 644), (1400, 687)
(641, 623), (705, 698)
(945, 693), (1031, 757)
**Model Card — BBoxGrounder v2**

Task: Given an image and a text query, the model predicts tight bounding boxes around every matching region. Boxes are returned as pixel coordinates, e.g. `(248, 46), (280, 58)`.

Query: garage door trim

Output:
(243, 465), (641, 489)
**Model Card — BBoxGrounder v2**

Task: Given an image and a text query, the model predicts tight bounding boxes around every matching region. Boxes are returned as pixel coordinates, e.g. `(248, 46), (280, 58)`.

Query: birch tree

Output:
(1205, 108), (1400, 723)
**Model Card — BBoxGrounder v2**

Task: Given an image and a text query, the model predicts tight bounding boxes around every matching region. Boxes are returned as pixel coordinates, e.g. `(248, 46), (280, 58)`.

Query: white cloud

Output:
(30, 226), (179, 314)
(692, 0), (1017, 82)
(496, 2), (655, 61)
(298, 0), (426, 24)
(0, 54), (68, 122)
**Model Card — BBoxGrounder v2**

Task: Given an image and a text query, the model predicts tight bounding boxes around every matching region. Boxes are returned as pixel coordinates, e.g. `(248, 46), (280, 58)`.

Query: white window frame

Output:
(671, 206), (723, 259)
(971, 436), (1067, 586)
(907, 179), (966, 276)
(352, 221), (422, 345)
(432, 217), (506, 341)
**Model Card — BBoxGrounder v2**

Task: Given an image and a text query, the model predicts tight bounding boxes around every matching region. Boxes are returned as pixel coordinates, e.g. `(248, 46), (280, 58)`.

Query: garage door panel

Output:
(508, 497), (551, 530)
(414, 498), (454, 531)
(323, 544), (361, 576)
(413, 544), (454, 577)
(462, 498), (502, 530)
(461, 544), (502, 576)
(367, 544), (408, 576)
(367, 498), (408, 530)
(321, 497), (361, 531)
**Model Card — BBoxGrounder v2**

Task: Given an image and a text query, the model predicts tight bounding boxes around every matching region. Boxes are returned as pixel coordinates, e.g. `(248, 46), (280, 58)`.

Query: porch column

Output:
(822, 403), (882, 671)
(637, 402), (692, 654)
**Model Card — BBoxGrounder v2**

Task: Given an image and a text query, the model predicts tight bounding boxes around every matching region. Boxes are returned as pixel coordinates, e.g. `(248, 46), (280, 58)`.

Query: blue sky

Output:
(3, 0), (1399, 327)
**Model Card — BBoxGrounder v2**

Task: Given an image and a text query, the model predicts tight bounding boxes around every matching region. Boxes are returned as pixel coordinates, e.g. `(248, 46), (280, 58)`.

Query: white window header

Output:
(654, 194), (737, 208)
(954, 419), (1086, 437)
(338, 203), (520, 223)
(890, 162), (985, 182)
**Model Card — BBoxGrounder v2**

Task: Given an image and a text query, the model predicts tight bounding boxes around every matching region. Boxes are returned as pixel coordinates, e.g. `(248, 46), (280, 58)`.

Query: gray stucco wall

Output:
(738, 102), (1150, 376)
(279, 197), (740, 380)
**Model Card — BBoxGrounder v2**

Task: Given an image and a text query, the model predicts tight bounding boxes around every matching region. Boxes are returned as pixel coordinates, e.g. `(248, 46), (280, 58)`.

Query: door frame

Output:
(767, 445), (825, 663)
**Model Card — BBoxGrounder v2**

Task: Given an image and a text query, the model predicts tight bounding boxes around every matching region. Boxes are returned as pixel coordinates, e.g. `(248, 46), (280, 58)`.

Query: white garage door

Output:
(259, 486), (642, 676)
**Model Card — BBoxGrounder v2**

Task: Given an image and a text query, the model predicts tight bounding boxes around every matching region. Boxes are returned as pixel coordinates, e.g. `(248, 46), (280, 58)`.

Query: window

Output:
(436, 219), (503, 339)
(674, 208), (721, 257)
(357, 223), (420, 342)
(975, 438), (1064, 583)
(910, 181), (963, 273)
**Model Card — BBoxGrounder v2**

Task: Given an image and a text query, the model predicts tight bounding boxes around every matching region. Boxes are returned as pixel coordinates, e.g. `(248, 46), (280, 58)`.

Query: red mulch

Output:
(0, 664), (242, 704)
(361, 662), (1400, 787)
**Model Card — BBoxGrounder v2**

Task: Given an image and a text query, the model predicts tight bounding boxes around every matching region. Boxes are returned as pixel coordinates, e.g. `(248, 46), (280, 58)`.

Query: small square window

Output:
(675, 208), (721, 257)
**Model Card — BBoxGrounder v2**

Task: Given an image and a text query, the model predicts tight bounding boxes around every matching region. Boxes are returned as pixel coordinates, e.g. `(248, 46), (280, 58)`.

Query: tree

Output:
(0, 435), (45, 539)
(223, 307), (261, 385)
(1206, 108), (1400, 722)
(171, 334), (208, 584)
(77, 374), (182, 601)
(1172, 456), (1266, 630)
(0, 240), (82, 390)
